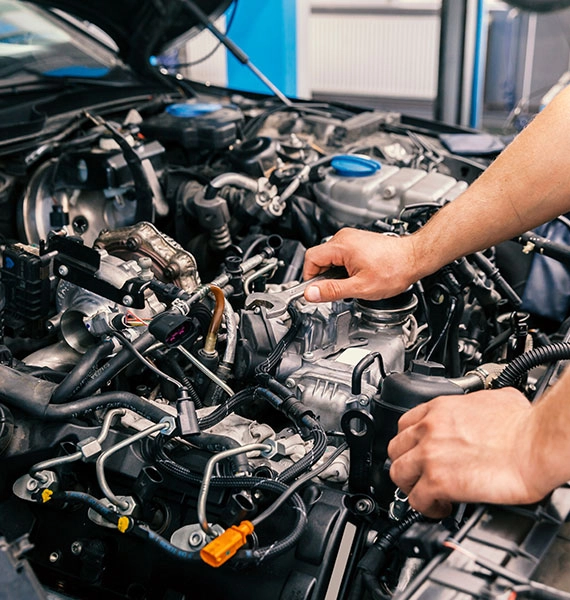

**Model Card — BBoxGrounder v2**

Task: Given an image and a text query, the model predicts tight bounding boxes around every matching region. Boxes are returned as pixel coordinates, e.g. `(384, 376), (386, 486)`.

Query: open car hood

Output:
(26, 0), (232, 73)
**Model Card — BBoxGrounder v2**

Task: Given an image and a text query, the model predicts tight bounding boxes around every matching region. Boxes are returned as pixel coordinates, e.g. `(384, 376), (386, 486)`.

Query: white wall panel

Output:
(308, 12), (440, 99)
(183, 15), (228, 87)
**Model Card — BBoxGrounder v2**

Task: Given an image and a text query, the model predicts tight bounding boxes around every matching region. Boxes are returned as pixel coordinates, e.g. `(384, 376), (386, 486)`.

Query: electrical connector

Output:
(399, 522), (450, 560)
(200, 521), (254, 567)
(176, 388), (199, 436)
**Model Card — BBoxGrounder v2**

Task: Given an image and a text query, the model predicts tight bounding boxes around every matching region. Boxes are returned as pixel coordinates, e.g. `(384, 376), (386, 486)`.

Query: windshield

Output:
(0, 0), (128, 84)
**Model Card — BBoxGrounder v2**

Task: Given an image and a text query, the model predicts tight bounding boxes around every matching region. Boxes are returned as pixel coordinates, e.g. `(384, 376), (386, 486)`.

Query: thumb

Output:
(304, 277), (357, 303)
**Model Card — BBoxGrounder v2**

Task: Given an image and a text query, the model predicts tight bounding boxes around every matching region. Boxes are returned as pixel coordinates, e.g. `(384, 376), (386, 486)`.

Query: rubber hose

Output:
(51, 338), (115, 404)
(493, 342), (570, 389)
(73, 331), (157, 398)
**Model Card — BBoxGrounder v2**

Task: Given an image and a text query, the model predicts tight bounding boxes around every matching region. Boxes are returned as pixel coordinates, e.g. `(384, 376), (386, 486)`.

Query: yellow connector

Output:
(200, 521), (254, 568)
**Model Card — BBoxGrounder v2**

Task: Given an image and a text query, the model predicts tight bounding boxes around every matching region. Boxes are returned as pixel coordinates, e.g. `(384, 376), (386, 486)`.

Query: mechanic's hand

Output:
(387, 388), (550, 519)
(303, 228), (420, 303)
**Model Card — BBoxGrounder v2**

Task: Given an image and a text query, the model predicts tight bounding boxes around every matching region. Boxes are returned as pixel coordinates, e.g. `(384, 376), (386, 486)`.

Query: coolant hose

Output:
(71, 331), (158, 398)
(0, 365), (170, 422)
(44, 391), (171, 422)
(51, 338), (115, 404)
(493, 341), (570, 389)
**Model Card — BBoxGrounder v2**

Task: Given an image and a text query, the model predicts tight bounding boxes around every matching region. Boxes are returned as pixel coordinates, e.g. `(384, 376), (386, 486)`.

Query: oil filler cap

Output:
(331, 155), (381, 177)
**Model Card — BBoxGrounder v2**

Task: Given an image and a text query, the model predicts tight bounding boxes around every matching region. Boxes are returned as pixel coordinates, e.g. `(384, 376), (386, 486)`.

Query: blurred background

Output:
(169, 0), (570, 135)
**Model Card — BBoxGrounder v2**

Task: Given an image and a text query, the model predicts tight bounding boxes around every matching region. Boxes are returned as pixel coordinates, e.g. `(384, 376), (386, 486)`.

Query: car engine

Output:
(2, 91), (570, 600)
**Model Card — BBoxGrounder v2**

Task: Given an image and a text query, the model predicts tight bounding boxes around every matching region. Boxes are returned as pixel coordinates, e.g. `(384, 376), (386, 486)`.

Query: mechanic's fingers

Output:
(389, 451), (423, 493)
(391, 450), (453, 519)
(408, 488), (453, 519)
(387, 425), (421, 463)
(396, 402), (430, 432)
(303, 241), (344, 282)
(407, 484), (453, 519)
(304, 277), (358, 303)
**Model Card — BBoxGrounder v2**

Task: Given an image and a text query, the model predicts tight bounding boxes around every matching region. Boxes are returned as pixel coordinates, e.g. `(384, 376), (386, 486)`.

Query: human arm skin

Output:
(303, 85), (570, 303)
(386, 365), (570, 518)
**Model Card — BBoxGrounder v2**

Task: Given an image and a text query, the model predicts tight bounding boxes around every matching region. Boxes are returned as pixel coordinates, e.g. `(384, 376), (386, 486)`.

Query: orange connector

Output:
(200, 521), (254, 568)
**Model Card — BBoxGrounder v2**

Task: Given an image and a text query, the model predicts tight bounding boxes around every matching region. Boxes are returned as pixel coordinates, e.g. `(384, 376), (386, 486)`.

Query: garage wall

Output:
(181, 0), (441, 102)
(307, 3), (440, 101)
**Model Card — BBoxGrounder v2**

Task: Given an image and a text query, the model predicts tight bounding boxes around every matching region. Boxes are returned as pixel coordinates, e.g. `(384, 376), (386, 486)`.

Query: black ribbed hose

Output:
(493, 342), (570, 389)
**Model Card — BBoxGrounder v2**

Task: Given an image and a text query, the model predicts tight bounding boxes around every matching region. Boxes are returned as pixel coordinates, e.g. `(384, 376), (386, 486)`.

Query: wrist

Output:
(525, 400), (568, 499)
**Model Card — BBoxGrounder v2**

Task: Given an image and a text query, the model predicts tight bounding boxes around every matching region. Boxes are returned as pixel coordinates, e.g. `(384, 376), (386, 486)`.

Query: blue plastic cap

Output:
(331, 155), (381, 177)
(166, 103), (223, 118)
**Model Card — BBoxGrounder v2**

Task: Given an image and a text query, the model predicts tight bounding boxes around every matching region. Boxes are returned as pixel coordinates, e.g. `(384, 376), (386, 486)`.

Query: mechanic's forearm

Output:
(411, 85), (570, 279)
(530, 367), (570, 493)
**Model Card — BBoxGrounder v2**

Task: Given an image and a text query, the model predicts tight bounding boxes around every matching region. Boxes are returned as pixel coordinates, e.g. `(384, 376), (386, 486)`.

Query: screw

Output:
(413, 546), (420, 555)
(70, 542), (83, 556)
(58, 265), (69, 277)
(285, 378), (296, 388)
(122, 295), (133, 307)
(49, 551), (61, 563)
(188, 532), (204, 549)
(355, 498), (374, 514)
(26, 478), (38, 491)
(303, 351), (314, 360)
(358, 394), (369, 406)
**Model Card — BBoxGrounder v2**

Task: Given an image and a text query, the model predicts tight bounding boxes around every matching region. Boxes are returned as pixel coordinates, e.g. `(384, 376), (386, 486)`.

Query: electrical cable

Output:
(443, 538), (570, 599)
(425, 295), (458, 362)
(197, 442), (272, 536)
(176, 344), (235, 397)
(153, 441), (308, 563)
(252, 442), (348, 527)
(196, 387), (254, 430)
(108, 330), (184, 391)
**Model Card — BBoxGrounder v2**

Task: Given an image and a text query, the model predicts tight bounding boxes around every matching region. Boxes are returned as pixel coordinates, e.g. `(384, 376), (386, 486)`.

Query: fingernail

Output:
(305, 285), (321, 302)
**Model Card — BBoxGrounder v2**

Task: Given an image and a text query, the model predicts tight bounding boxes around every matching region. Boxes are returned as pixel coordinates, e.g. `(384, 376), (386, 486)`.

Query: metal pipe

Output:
(30, 409), (127, 479)
(176, 345), (234, 397)
(96, 421), (169, 510)
(197, 443), (272, 536)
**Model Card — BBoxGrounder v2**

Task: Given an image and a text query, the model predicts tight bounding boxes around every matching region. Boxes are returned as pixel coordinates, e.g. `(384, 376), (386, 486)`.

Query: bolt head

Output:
(71, 542), (83, 555)
(58, 265), (69, 277)
(122, 295), (133, 307)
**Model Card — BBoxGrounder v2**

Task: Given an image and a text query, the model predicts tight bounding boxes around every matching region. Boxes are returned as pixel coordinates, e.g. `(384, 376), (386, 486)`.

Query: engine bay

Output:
(1, 88), (570, 600)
